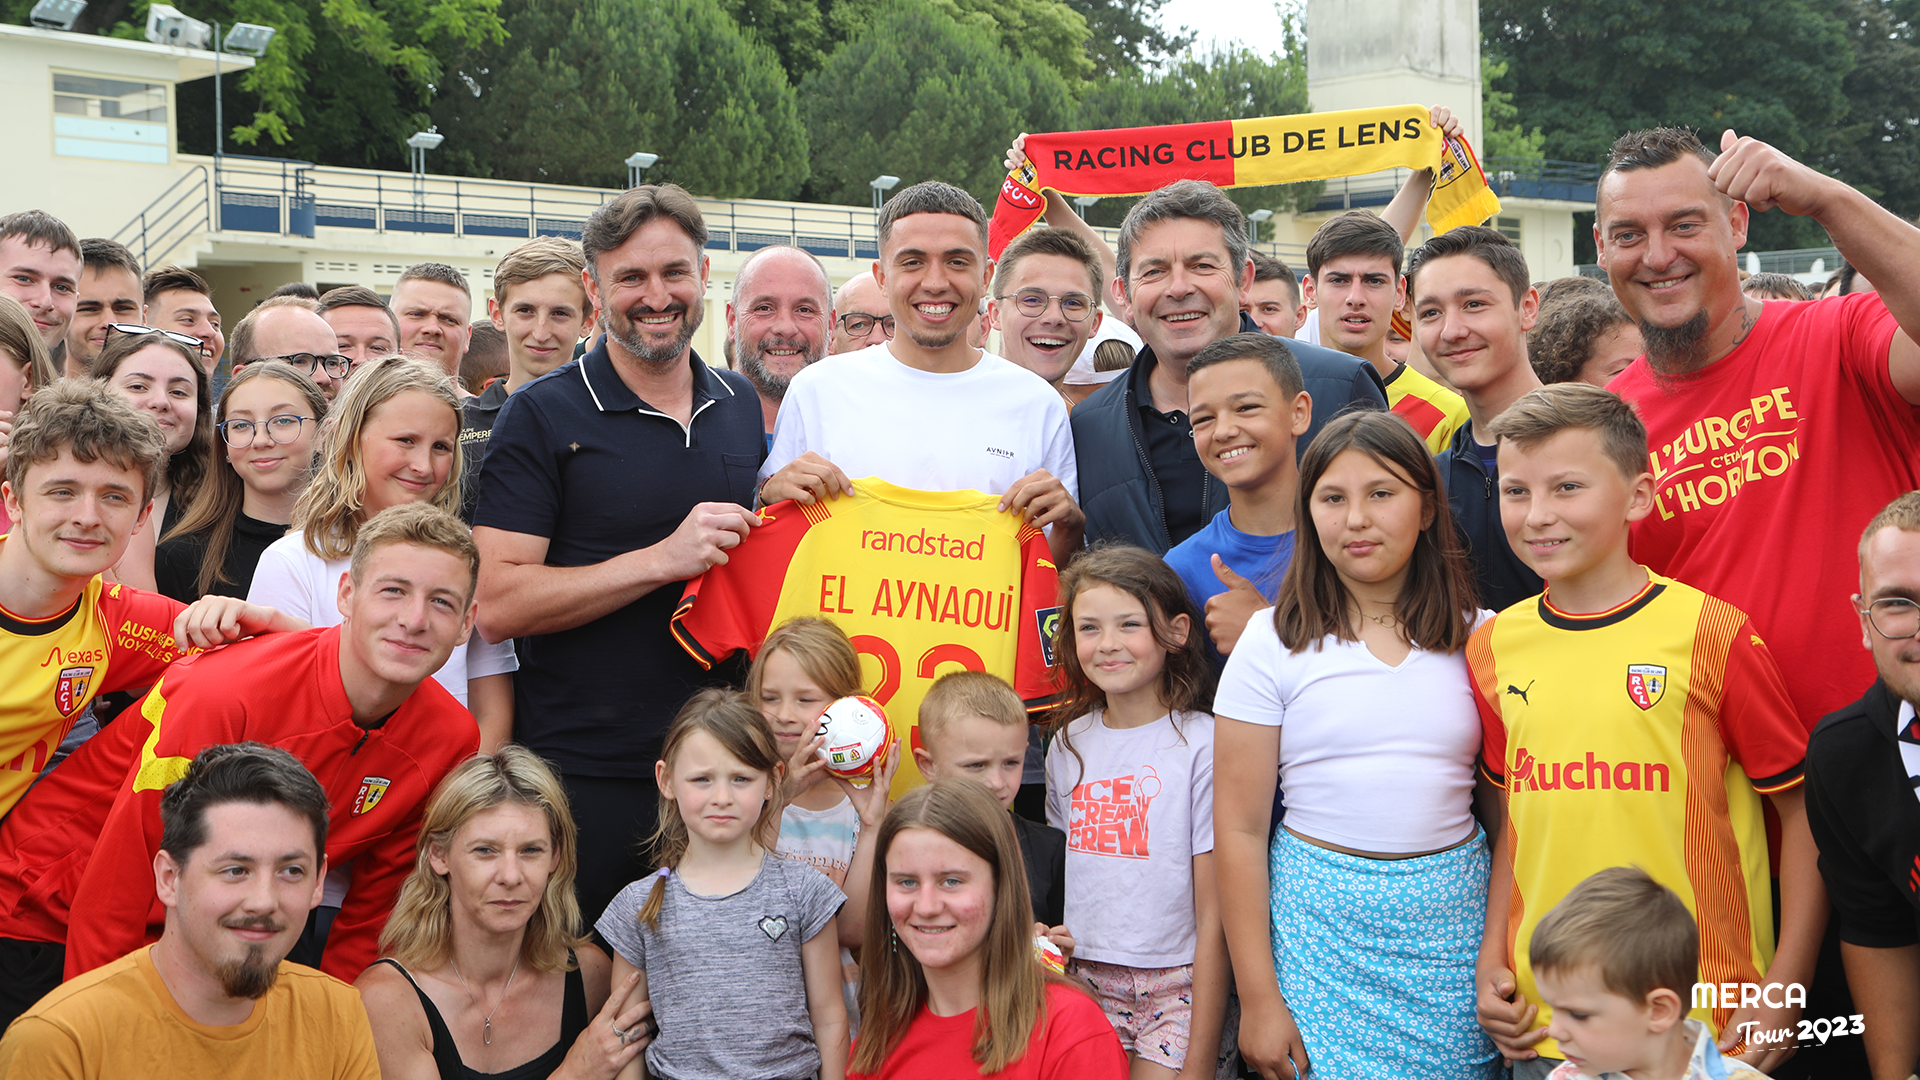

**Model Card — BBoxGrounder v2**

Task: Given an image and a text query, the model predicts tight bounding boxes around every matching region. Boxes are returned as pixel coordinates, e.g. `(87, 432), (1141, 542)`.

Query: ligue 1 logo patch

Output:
(54, 666), (94, 718)
(1626, 664), (1667, 711)
(1035, 606), (1063, 667)
(353, 776), (391, 816)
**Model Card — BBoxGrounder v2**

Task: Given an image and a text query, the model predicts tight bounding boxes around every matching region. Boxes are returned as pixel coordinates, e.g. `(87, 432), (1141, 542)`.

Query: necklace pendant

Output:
(483, 1018), (492, 1046)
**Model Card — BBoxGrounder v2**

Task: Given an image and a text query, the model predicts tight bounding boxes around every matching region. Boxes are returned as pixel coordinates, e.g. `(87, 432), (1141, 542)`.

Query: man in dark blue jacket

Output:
(1406, 226), (1546, 611)
(1071, 180), (1387, 553)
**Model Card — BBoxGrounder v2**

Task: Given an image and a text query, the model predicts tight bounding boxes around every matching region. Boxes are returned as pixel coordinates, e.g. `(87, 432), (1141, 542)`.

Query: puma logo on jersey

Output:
(1506, 680), (1535, 705)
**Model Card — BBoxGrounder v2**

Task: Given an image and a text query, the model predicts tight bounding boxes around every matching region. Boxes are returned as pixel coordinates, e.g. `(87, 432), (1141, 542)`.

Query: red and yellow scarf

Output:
(987, 103), (1503, 257)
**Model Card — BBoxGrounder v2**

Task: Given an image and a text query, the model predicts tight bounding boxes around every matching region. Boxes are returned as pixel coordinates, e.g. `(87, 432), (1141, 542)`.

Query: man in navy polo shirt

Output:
(471, 183), (764, 921)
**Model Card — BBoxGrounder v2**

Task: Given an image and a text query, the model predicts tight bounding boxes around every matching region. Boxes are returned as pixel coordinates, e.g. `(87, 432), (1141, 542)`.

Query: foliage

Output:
(59, 0), (506, 167)
(1065, 0), (1195, 79)
(718, 0), (1091, 84)
(1817, 0), (1920, 220)
(1482, 0), (1854, 251)
(431, 0), (808, 197)
(799, 4), (1077, 207)
(1072, 37), (1313, 225)
(1481, 54), (1544, 162)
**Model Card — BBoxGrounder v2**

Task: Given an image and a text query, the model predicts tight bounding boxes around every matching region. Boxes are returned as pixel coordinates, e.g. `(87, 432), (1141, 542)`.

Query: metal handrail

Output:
(112, 164), (209, 269)
(120, 153), (1315, 268)
(1482, 158), (1603, 183)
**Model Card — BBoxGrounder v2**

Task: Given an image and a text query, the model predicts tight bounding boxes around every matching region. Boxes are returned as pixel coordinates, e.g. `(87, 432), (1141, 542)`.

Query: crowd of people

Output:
(0, 105), (1914, 1080)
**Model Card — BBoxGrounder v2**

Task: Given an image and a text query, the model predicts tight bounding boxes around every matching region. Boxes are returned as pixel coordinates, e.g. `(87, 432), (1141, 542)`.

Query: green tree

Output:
(719, 0), (1091, 85)
(432, 0), (808, 197)
(1065, 0), (1195, 79)
(1818, 0), (1920, 220)
(800, 4), (1077, 207)
(1482, 0), (1853, 251)
(1482, 54), (1544, 162)
(14, 0), (510, 167)
(1073, 39), (1312, 224)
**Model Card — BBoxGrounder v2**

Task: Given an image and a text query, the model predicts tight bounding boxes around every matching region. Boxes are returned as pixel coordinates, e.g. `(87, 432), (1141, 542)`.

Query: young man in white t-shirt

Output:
(757, 181), (1084, 563)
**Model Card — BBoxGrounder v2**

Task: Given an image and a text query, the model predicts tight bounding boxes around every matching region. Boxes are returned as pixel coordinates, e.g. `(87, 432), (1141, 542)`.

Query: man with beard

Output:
(0, 743), (378, 1079)
(757, 181), (1084, 563)
(1805, 492), (1920, 1080)
(1603, 129), (1920, 1079)
(726, 245), (832, 441)
(1602, 127), (1920, 731)
(472, 183), (763, 923)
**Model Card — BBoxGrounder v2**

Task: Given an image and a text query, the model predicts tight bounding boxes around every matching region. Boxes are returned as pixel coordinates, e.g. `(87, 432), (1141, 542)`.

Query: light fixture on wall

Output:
(29, 0), (86, 31)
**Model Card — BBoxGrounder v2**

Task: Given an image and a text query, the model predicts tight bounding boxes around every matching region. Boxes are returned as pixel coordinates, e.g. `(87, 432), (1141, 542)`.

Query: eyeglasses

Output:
(264, 352), (352, 378)
(218, 414), (314, 448)
(998, 290), (1094, 322)
(837, 312), (895, 338)
(1859, 596), (1920, 640)
(105, 323), (208, 354)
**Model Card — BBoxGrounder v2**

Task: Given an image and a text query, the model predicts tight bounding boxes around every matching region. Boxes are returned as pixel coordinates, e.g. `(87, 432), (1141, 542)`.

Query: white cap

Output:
(1063, 318), (1144, 386)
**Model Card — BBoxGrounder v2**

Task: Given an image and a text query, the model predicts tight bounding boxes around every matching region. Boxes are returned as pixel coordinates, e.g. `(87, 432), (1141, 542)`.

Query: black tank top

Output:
(374, 954), (590, 1080)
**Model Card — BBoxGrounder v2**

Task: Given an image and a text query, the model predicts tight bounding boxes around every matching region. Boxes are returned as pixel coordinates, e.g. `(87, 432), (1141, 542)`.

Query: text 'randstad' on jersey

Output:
(672, 478), (1062, 798)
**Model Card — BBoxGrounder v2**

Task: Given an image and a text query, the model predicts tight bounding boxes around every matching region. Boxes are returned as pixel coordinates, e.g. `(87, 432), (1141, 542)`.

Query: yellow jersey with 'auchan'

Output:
(1469, 574), (1806, 1057)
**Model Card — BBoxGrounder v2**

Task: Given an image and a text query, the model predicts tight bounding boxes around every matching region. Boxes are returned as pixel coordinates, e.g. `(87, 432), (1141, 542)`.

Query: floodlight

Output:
(869, 175), (901, 192)
(625, 152), (659, 170)
(1247, 209), (1274, 223)
(407, 130), (445, 151)
(1073, 196), (1099, 211)
(145, 3), (210, 49)
(221, 21), (275, 56)
(29, 0), (86, 31)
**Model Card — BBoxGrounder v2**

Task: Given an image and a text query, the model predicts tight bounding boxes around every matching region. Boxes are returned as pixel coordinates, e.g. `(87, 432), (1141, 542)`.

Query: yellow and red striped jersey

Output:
(0, 561), (184, 819)
(673, 479), (1062, 798)
(1385, 362), (1469, 454)
(1469, 573), (1806, 1057)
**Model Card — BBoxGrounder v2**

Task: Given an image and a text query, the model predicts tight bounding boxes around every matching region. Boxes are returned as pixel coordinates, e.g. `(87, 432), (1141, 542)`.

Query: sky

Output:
(1156, 0), (1293, 56)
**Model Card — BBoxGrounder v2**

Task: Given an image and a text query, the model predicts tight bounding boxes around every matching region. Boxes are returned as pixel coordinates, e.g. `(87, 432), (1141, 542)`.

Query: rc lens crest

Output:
(354, 775), (391, 815)
(1626, 664), (1668, 711)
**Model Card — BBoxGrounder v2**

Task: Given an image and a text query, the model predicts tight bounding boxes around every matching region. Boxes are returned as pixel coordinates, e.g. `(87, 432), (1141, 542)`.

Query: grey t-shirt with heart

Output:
(597, 853), (845, 1080)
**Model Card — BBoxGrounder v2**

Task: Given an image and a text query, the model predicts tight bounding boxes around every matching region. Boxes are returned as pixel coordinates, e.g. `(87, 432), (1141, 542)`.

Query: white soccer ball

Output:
(816, 695), (895, 779)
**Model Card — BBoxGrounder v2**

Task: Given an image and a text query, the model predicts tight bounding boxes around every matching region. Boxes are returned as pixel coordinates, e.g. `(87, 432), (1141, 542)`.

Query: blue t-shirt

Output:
(1163, 507), (1295, 667)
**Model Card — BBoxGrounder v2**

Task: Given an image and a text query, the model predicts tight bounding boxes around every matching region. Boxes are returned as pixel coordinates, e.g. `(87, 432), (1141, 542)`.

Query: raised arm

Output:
(1003, 134), (1125, 319)
(1379, 106), (1467, 245)
(1709, 128), (1920, 404)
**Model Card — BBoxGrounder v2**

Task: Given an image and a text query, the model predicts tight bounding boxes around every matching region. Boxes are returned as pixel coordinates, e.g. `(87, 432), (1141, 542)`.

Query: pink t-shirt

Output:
(1610, 293), (1919, 727)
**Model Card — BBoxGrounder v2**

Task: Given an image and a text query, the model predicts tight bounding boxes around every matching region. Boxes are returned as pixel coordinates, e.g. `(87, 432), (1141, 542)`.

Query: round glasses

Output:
(264, 352), (352, 379)
(998, 290), (1094, 322)
(837, 312), (895, 338)
(1859, 597), (1920, 640)
(218, 414), (314, 448)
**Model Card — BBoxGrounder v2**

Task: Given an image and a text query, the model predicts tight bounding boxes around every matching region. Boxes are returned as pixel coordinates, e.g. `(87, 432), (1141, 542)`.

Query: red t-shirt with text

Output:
(1610, 293), (1919, 727)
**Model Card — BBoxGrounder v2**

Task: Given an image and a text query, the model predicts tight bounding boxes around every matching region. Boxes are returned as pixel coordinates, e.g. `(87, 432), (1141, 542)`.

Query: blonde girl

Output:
(596, 689), (849, 1080)
(247, 355), (515, 745)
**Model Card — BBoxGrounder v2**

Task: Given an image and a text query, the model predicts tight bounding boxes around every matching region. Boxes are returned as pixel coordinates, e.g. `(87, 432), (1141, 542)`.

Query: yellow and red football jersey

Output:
(0, 568), (183, 819)
(1385, 362), (1469, 454)
(1469, 573), (1806, 1056)
(673, 479), (1062, 797)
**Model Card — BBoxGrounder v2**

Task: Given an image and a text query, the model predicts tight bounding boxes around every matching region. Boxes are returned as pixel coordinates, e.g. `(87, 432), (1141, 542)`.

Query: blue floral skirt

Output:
(1268, 826), (1501, 1080)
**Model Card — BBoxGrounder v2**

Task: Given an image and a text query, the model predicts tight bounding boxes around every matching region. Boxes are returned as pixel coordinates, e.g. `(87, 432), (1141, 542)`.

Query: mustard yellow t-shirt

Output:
(0, 946), (378, 1079)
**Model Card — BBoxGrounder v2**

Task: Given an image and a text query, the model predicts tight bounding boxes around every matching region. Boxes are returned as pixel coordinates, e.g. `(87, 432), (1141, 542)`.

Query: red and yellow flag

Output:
(988, 103), (1502, 257)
